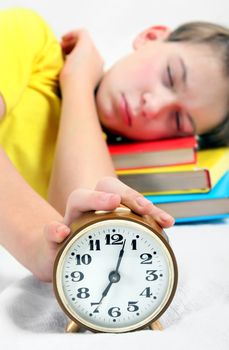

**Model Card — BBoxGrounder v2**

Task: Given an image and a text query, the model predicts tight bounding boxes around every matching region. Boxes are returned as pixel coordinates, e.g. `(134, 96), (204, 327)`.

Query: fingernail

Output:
(159, 213), (174, 222)
(57, 225), (70, 233)
(136, 196), (151, 207)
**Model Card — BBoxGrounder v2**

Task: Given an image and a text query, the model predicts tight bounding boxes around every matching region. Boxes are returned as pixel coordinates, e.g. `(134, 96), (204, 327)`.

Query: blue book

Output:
(145, 171), (229, 223)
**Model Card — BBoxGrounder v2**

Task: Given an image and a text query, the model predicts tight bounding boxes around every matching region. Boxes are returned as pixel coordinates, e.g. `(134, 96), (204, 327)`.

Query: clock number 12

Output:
(105, 234), (138, 250)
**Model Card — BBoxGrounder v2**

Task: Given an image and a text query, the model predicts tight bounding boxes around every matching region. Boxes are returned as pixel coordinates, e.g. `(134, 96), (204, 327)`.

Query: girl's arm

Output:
(48, 30), (115, 215)
(0, 147), (64, 281)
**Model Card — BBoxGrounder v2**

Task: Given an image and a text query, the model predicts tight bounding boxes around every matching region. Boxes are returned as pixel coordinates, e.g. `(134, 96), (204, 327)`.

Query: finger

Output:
(61, 28), (89, 42)
(61, 39), (76, 47)
(61, 41), (77, 55)
(60, 30), (88, 54)
(44, 221), (71, 244)
(61, 31), (78, 41)
(63, 189), (121, 226)
(95, 177), (174, 228)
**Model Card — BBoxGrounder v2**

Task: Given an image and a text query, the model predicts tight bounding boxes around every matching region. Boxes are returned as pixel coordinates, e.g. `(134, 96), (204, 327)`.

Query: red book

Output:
(108, 136), (197, 170)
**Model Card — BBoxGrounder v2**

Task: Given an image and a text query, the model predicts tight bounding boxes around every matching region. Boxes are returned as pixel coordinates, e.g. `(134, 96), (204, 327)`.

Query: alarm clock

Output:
(53, 207), (178, 333)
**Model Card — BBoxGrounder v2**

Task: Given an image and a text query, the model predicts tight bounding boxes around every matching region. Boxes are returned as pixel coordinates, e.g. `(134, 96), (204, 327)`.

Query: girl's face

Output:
(96, 33), (228, 140)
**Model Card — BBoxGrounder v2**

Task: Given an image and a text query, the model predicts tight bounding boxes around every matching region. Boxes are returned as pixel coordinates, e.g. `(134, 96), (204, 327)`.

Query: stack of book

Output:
(108, 136), (229, 223)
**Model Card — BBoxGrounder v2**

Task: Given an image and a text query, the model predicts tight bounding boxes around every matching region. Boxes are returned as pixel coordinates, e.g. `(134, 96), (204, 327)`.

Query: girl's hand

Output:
(60, 29), (104, 90)
(64, 176), (174, 228)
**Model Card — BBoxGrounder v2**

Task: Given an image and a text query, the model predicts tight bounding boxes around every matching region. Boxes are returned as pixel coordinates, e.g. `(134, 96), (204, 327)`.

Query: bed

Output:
(1, 0), (229, 348)
(1, 219), (229, 349)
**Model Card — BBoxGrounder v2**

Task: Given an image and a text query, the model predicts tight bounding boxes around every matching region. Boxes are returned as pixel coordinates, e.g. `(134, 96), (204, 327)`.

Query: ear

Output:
(133, 25), (171, 50)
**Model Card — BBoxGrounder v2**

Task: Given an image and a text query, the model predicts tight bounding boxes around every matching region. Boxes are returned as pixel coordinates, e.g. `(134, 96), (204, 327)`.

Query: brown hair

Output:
(167, 21), (229, 148)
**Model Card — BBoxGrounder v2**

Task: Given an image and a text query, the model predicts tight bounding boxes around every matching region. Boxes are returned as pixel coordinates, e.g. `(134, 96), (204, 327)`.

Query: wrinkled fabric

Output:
(1, 220), (229, 350)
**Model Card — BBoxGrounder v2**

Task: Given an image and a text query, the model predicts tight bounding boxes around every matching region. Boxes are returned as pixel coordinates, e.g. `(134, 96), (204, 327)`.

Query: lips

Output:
(119, 94), (132, 127)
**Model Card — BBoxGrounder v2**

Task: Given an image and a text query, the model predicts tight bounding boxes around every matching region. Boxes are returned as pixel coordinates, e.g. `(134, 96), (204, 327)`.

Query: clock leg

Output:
(65, 320), (81, 333)
(150, 320), (163, 331)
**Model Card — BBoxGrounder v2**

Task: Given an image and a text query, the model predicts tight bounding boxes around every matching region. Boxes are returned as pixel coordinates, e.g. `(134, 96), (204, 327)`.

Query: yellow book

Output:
(117, 147), (229, 195)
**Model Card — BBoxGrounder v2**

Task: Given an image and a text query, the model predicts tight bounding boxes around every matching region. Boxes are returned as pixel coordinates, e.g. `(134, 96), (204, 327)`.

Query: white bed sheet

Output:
(1, 220), (229, 350)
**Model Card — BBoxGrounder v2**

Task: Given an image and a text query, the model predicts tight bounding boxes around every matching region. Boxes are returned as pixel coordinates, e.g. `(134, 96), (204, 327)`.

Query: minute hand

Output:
(115, 239), (126, 273)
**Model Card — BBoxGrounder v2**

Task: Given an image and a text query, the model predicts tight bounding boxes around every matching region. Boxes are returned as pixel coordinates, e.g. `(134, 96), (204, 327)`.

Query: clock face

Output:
(55, 219), (177, 333)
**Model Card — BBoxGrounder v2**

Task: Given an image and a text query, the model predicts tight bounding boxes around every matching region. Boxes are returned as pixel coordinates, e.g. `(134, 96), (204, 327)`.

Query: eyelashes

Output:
(166, 66), (181, 132)
(167, 65), (174, 87)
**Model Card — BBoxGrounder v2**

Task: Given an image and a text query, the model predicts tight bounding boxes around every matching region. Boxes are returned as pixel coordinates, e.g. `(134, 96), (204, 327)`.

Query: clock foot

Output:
(150, 320), (163, 331)
(65, 320), (80, 333)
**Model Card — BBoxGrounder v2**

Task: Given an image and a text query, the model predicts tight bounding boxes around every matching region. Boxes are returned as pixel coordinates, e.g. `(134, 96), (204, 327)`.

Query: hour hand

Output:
(92, 279), (113, 312)
(101, 280), (113, 299)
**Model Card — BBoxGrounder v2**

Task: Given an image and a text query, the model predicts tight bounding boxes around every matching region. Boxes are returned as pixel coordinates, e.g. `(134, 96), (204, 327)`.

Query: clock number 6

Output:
(108, 307), (121, 318)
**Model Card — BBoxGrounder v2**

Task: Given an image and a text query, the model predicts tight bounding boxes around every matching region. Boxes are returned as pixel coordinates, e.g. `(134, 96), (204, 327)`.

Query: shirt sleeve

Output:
(0, 8), (62, 116)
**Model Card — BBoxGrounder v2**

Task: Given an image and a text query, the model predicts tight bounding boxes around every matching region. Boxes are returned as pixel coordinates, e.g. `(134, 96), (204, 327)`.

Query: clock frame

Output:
(53, 208), (178, 333)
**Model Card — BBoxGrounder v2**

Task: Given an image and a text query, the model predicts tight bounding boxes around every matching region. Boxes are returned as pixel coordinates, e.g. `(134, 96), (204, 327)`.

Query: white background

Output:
(0, 0), (228, 66)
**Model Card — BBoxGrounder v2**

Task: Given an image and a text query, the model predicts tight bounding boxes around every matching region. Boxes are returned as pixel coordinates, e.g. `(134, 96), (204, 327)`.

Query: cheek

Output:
(112, 57), (155, 91)
(96, 70), (118, 111)
(95, 85), (111, 126)
(132, 64), (160, 94)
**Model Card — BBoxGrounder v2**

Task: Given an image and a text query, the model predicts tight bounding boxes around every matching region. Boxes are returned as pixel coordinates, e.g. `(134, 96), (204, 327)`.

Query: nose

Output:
(141, 91), (176, 119)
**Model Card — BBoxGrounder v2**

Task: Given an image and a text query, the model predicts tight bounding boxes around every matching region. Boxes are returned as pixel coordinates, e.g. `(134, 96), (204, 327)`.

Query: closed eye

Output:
(167, 65), (174, 87)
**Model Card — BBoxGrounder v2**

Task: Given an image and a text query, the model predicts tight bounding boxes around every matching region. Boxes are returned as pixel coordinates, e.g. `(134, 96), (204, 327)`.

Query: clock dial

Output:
(55, 219), (177, 333)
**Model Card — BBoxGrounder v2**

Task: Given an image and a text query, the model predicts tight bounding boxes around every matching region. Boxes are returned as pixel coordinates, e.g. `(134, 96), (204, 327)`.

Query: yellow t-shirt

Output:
(0, 8), (64, 198)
